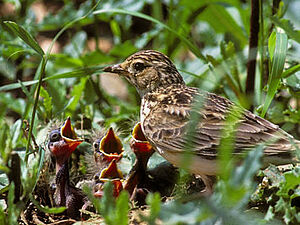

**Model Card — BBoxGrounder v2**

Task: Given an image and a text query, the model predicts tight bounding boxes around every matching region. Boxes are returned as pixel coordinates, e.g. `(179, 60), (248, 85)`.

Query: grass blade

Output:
(282, 64), (300, 78)
(270, 17), (300, 43)
(115, 191), (129, 225)
(0, 66), (104, 91)
(93, 8), (207, 63)
(261, 30), (288, 117)
(3, 21), (45, 56)
(30, 195), (66, 214)
(25, 57), (46, 162)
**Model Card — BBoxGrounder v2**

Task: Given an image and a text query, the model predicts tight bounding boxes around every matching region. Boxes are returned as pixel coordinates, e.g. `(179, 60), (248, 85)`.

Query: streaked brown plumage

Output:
(104, 50), (299, 192)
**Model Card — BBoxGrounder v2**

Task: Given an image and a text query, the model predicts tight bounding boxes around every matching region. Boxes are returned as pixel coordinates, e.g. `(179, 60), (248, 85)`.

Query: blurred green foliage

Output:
(0, 0), (300, 224)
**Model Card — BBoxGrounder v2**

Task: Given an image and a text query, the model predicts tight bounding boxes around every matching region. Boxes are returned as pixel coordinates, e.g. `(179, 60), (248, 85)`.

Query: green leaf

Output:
(274, 197), (287, 213)
(0, 165), (10, 175)
(7, 183), (20, 224)
(204, 197), (260, 225)
(30, 195), (66, 214)
(284, 171), (300, 190)
(25, 57), (47, 162)
(146, 192), (161, 225)
(109, 40), (138, 58)
(264, 206), (274, 221)
(115, 191), (129, 225)
(63, 31), (87, 57)
(39, 87), (53, 118)
(10, 119), (22, 147)
(0, 80), (37, 92)
(93, 8), (207, 62)
(65, 77), (88, 116)
(100, 182), (116, 224)
(283, 207), (294, 224)
(0, 172), (9, 190)
(218, 105), (244, 181)
(0, 66), (104, 92)
(0, 122), (9, 161)
(231, 145), (263, 187)
(276, 170), (300, 198)
(36, 147), (45, 182)
(270, 17), (300, 43)
(159, 200), (206, 224)
(199, 4), (248, 47)
(81, 51), (114, 66)
(284, 72), (300, 96)
(282, 64), (300, 78)
(82, 185), (101, 213)
(0, 58), (16, 80)
(18, 80), (44, 119)
(45, 66), (103, 80)
(268, 31), (276, 62)
(3, 21), (45, 56)
(52, 54), (83, 67)
(110, 20), (122, 42)
(261, 30), (288, 117)
(220, 41), (235, 59)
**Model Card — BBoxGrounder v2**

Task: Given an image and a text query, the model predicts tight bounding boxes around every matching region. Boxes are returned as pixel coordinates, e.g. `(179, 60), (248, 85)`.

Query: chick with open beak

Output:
(48, 117), (85, 219)
(93, 127), (124, 165)
(94, 159), (124, 198)
(124, 123), (178, 205)
(48, 117), (83, 168)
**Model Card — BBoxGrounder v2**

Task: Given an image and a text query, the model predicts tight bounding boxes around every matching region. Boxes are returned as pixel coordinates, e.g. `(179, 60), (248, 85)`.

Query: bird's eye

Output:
(93, 142), (99, 151)
(50, 131), (61, 142)
(134, 62), (145, 72)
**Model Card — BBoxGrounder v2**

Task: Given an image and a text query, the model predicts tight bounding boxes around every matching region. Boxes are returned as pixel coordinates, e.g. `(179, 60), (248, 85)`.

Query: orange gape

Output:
(92, 128), (124, 199)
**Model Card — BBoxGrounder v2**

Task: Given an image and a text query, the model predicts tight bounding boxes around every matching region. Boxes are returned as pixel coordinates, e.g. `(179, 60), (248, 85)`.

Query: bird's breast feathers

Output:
(141, 85), (196, 119)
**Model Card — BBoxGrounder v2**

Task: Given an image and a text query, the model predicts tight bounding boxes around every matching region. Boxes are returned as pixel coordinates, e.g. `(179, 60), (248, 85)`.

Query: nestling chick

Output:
(124, 123), (178, 205)
(48, 117), (86, 219)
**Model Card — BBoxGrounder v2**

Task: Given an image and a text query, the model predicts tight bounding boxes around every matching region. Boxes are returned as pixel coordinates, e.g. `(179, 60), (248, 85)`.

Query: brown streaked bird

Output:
(104, 50), (299, 193)
(48, 117), (85, 219)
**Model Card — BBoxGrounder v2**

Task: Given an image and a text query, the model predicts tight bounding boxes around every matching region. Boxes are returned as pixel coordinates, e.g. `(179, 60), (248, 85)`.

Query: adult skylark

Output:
(104, 50), (299, 192)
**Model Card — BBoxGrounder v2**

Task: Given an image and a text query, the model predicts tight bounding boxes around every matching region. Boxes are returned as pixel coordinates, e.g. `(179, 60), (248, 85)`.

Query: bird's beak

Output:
(130, 122), (154, 154)
(95, 127), (124, 163)
(61, 117), (83, 152)
(94, 159), (124, 198)
(100, 128), (124, 155)
(99, 159), (123, 179)
(103, 64), (125, 74)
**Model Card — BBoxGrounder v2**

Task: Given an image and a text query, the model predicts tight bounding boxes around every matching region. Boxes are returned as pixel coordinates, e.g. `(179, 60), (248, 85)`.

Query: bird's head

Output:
(48, 117), (83, 168)
(104, 50), (184, 96)
(93, 127), (124, 163)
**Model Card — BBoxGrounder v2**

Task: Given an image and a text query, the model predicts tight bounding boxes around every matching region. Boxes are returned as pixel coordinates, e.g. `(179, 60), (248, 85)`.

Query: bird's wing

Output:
(142, 89), (296, 161)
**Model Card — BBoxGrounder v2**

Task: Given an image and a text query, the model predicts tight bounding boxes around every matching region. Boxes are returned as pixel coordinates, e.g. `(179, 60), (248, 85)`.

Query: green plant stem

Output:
(45, 0), (102, 57)
(92, 0), (100, 51)
(25, 0), (103, 163)
(25, 56), (46, 162)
